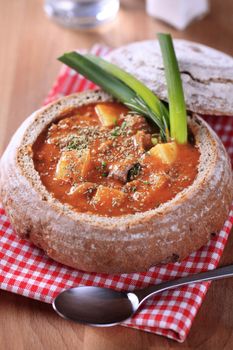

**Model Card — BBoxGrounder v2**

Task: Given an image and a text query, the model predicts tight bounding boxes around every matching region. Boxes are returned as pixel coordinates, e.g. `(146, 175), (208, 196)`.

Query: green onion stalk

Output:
(158, 33), (187, 144)
(58, 33), (188, 144)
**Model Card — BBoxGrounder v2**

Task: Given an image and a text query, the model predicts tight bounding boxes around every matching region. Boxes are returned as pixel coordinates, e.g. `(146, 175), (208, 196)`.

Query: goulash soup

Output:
(33, 102), (199, 216)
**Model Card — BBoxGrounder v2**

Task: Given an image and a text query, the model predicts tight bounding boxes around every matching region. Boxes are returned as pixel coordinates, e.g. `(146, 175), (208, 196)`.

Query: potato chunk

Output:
(80, 149), (92, 179)
(95, 104), (118, 127)
(55, 149), (93, 181)
(149, 142), (177, 164)
(92, 186), (126, 208)
(55, 150), (79, 180)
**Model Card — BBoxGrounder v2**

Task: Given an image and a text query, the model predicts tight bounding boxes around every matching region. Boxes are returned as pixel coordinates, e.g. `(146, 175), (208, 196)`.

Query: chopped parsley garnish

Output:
(142, 180), (150, 185)
(151, 137), (158, 146)
(67, 137), (85, 151)
(67, 138), (79, 150)
(111, 127), (121, 137)
(121, 121), (127, 130)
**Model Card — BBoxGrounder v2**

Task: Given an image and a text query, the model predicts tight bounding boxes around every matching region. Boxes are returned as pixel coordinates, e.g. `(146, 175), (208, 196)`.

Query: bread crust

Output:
(0, 90), (232, 273)
(106, 39), (233, 117)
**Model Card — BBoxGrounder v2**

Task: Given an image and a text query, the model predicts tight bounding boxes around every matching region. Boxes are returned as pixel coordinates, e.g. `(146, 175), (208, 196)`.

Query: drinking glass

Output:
(44, 0), (120, 29)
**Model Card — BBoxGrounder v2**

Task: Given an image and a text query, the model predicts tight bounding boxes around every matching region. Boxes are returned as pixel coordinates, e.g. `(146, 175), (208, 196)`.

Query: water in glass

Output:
(44, 0), (120, 29)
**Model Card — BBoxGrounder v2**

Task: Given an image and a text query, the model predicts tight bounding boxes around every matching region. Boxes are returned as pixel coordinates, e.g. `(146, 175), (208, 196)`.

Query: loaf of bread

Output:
(0, 90), (232, 273)
(107, 39), (233, 117)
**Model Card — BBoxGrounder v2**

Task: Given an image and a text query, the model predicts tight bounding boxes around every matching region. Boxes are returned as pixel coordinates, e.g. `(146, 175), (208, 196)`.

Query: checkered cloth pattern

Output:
(1, 44), (233, 342)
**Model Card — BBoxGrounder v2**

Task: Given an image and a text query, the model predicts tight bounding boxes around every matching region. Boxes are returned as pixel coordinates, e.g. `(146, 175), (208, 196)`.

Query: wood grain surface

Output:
(0, 0), (233, 349)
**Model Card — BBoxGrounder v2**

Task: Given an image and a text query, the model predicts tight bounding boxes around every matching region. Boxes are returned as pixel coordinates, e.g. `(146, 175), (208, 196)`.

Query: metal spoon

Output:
(53, 264), (233, 326)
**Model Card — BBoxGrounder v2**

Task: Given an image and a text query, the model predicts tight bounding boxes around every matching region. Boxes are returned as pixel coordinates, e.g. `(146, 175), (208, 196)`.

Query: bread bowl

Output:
(1, 36), (233, 273)
(0, 89), (232, 273)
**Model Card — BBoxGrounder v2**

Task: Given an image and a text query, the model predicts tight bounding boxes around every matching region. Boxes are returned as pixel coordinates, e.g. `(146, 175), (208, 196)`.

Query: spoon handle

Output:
(134, 264), (233, 303)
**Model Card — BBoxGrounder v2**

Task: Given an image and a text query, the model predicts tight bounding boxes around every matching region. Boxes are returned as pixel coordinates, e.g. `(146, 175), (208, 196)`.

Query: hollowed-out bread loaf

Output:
(0, 90), (232, 273)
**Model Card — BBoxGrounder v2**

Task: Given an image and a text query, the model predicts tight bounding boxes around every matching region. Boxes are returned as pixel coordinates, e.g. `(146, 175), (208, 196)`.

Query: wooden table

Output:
(1, 0), (233, 348)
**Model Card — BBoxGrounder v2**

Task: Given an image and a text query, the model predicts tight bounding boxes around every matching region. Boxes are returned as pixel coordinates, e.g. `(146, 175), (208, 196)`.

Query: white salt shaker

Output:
(146, 0), (209, 30)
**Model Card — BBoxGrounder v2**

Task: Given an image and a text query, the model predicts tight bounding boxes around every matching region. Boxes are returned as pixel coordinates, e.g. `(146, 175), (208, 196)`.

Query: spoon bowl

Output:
(53, 286), (139, 326)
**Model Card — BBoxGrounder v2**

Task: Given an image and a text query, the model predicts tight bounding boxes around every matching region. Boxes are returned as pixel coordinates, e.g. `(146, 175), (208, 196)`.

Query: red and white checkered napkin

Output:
(1, 44), (233, 342)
